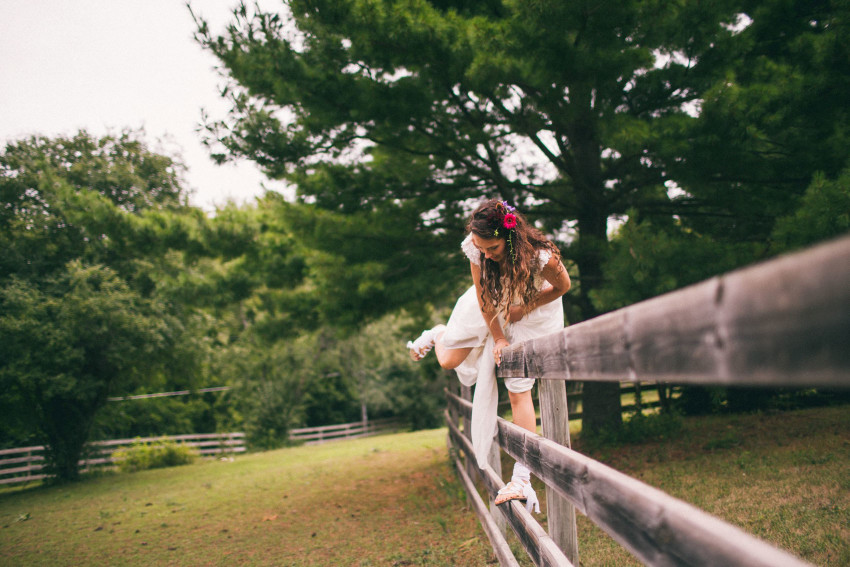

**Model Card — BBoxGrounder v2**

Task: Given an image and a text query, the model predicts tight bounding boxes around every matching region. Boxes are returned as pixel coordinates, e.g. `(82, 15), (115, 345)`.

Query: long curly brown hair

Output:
(467, 199), (560, 319)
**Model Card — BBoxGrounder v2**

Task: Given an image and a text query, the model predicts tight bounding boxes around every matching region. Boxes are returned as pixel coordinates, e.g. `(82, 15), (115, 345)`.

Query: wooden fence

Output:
(2, 415), (403, 486)
(0, 432), (246, 486)
(288, 417), (402, 445)
(497, 382), (676, 423)
(446, 234), (850, 566)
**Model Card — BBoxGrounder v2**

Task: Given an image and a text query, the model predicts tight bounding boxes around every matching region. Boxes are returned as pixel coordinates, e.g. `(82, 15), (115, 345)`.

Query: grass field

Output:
(0, 430), (494, 566)
(1, 404), (848, 566)
(566, 404), (850, 566)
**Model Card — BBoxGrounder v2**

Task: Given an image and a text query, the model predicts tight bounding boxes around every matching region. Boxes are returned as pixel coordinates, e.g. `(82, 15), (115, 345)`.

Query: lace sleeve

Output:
(537, 248), (552, 271)
(461, 234), (480, 265)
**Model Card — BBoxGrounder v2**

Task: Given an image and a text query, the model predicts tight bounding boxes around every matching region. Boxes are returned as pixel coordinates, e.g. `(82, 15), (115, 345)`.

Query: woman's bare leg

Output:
(495, 389), (540, 509)
(408, 325), (472, 369)
(434, 332), (473, 370)
(508, 390), (536, 432)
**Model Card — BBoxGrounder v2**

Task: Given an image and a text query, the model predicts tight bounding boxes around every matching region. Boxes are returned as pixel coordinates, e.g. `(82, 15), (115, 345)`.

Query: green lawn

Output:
(2, 405), (848, 566)
(0, 430), (495, 566)
(565, 404), (850, 566)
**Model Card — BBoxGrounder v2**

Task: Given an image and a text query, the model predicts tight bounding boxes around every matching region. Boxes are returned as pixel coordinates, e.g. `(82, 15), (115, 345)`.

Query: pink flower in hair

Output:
(503, 213), (517, 230)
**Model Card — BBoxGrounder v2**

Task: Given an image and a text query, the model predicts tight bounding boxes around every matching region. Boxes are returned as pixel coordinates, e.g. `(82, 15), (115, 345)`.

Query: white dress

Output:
(442, 235), (564, 467)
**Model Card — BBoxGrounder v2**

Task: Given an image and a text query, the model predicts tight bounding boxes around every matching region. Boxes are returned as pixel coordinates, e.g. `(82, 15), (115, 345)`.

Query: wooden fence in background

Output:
(447, 234), (850, 566)
(1, 415), (403, 487)
(0, 432), (245, 486)
(288, 417), (402, 445)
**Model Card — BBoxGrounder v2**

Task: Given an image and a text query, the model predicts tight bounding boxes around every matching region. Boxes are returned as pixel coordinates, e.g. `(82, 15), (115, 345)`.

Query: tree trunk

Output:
(41, 398), (100, 482)
(569, 126), (623, 434)
(581, 382), (623, 436)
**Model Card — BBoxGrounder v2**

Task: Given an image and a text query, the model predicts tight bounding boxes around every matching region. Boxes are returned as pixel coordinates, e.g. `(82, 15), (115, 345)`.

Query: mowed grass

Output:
(0, 429), (496, 566)
(563, 404), (850, 567)
(2, 405), (848, 566)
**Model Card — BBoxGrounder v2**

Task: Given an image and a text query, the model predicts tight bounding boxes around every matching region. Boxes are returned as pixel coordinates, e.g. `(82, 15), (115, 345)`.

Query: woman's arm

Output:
(507, 254), (571, 322)
(531, 254), (571, 309)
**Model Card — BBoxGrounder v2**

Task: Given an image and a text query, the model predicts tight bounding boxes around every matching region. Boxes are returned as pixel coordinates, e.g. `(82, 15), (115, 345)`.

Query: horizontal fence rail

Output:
(499, 234), (850, 387)
(0, 432), (245, 486)
(288, 417), (402, 445)
(497, 382), (677, 422)
(448, 393), (807, 567)
(448, 235), (850, 566)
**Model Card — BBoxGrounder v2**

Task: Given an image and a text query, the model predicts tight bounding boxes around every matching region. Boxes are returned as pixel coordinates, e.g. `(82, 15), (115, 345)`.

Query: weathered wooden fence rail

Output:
(288, 417), (402, 445)
(497, 382), (677, 422)
(0, 432), (246, 486)
(447, 234), (850, 566)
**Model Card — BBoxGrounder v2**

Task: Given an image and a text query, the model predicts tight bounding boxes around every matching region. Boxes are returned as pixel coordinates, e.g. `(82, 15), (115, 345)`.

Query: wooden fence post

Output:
(487, 429), (507, 536)
(460, 385), (477, 483)
(447, 379), (460, 453)
(538, 379), (580, 565)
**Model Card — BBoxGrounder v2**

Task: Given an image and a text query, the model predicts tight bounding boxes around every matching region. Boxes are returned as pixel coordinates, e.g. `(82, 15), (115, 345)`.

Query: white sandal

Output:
(406, 325), (445, 361)
(495, 478), (540, 513)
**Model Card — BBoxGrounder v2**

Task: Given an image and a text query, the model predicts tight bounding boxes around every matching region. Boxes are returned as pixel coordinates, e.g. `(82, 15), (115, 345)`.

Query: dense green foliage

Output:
(0, 131), (213, 479)
(210, 306), (447, 449)
(0, 263), (171, 480)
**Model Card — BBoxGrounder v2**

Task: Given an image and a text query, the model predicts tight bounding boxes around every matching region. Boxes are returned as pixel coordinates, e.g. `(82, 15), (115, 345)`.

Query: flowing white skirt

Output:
(441, 286), (564, 467)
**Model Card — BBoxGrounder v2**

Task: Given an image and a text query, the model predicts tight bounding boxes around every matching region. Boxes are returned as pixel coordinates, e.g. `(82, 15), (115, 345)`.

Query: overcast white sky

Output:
(0, 0), (288, 212)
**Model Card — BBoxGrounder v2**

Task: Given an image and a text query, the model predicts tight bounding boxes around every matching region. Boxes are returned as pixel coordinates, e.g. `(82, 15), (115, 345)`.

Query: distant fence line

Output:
(288, 417), (403, 445)
(0, 432), (245, 486)
(1, 416), (405, 487)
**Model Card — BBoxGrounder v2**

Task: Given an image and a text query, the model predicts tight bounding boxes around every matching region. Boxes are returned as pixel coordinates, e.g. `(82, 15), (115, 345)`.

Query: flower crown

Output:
(493, 200), (518, 262)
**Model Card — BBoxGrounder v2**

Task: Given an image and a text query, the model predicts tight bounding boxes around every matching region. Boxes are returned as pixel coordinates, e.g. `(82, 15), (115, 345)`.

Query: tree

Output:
(0, 263), (168, 481)
(212, 335), (308, 449)
(269, 196), (463, 328)
(772, 169), (850, 252)
(0, 131), (224, 477)
(336, 313), (447, 430)
(595, 0), (850, 415)
(194, 0), (750, 433)
(654, 0), (850, 259)
(596, 0), (850, 319)
(0, 130), (189, 281)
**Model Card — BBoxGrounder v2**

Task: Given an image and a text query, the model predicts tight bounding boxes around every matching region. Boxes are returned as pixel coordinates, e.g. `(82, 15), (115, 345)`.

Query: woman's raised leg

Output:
(407, 325), (446, 360)
(408, 325), (472, 369)
(434, 337), (473, 370)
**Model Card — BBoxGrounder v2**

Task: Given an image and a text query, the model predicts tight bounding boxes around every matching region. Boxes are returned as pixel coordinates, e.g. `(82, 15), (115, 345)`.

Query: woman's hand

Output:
(494, 337), (510, 366)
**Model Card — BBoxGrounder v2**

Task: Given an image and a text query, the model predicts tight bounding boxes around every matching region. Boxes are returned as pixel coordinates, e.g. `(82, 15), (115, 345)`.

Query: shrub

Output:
(111, 438), (198, 473)
(581, 410), (684, 450)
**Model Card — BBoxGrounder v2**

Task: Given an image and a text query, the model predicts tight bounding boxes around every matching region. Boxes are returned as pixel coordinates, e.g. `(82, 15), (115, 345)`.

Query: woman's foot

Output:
(495, 478), (540, 513)
(406, 325), (445, 361)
